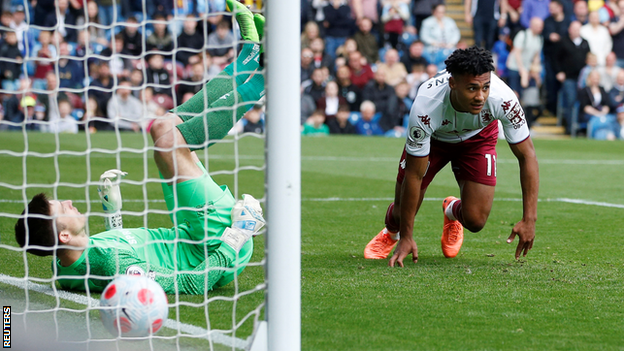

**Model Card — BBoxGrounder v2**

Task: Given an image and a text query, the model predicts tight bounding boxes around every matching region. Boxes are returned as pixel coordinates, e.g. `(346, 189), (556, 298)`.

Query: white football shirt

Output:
(405, 70), (530, 157)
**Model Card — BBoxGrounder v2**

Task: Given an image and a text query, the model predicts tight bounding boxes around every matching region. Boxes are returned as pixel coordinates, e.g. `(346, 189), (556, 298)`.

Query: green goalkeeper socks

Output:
(173, 43), (261, 123)
(176, 73), (265, 150)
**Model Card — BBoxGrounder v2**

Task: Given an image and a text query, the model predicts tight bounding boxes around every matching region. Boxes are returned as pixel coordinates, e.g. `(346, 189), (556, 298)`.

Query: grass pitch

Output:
(1, 132), (624, 350)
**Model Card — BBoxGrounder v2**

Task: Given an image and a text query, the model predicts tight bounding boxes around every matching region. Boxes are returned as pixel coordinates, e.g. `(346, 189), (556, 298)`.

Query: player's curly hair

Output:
(15, 193), (58, 256)
(445, 46), (495, 77)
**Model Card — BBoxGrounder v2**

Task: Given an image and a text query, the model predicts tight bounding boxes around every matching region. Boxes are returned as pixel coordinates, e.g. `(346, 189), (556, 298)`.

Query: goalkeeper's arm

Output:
(97, 169), (127, 231)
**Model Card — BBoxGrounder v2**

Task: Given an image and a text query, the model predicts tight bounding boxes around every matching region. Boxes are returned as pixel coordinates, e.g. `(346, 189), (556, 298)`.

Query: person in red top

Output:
(364, 47), (539, 266)
(348, 50), (375, 89)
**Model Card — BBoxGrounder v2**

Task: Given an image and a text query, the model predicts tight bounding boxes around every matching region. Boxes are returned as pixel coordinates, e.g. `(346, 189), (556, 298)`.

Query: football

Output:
(99, 275), (169, 337)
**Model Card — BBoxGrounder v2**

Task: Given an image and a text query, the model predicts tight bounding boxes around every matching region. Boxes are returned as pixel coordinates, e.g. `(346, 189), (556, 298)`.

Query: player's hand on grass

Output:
(389, 237), (418, 267)
(98, 169), (127, 213)
(507, 219), (535, 259)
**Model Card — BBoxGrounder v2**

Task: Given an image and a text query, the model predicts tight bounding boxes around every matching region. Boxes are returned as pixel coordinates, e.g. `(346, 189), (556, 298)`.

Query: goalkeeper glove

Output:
(231, 194), (265, 235)
(220, 227), (254, 254)
(97, 169), (127, 231)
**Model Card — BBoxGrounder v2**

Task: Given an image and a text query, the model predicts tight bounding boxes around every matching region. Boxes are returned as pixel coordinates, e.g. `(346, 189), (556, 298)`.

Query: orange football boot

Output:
(441, 196), (464, 258)
(364, 228), (398, 259)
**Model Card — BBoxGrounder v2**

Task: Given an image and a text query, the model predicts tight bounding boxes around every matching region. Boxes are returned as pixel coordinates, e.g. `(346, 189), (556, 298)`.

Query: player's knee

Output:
(463, 216), (487, 233)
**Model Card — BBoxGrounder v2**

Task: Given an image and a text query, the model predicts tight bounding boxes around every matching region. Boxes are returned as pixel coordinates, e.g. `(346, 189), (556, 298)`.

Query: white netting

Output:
(0, 0), (266, 349)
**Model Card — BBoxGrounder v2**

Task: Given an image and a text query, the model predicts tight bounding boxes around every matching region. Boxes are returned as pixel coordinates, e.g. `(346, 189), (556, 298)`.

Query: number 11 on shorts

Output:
(485, 154), (497, 177)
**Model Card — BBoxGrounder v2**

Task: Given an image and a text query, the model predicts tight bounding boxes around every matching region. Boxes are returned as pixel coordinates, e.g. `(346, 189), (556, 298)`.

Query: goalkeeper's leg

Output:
(173, 1), (262, 122)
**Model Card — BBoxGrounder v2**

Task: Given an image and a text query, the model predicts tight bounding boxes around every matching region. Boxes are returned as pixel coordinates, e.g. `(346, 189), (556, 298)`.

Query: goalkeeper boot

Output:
(226, 0), (259, 43)
(253, 13), (265, 53)
(441, 196), (464, 258)
(364, 227), (398, 259)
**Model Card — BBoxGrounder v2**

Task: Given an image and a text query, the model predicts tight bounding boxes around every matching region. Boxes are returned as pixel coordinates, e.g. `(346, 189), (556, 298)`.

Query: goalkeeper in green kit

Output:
(14, 1), (266, 295)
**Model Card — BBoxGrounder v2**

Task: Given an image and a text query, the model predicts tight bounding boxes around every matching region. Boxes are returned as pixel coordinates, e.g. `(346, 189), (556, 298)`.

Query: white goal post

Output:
(264, 0), (302, 350)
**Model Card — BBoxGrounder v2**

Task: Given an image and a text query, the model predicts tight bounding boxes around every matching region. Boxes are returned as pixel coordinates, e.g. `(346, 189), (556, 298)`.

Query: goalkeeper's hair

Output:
(445, 46), (494, 78)
(15, 193), (58, 256)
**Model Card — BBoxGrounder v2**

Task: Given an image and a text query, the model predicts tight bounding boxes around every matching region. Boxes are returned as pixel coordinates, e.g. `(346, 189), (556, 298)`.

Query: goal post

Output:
(264, 0), (302, 350)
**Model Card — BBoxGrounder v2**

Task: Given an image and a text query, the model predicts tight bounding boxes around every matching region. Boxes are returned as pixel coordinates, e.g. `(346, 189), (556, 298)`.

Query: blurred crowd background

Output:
(0, 0), (623, 139)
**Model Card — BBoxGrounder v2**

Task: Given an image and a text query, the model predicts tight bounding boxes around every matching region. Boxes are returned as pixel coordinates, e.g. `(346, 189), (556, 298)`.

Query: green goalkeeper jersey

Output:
(55, 170), (254, 295)
(54, 226), (253, 295)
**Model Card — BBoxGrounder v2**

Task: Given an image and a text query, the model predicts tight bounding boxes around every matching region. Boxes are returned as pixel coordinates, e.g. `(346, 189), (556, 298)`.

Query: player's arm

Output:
(508, 137), (539, 259)
(389, 154), (429, 267)
(97, 169), (127, 231)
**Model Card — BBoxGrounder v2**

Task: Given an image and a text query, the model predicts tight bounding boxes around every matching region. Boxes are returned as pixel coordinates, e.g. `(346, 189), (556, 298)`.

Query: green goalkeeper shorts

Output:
(160, 162), (253, 286)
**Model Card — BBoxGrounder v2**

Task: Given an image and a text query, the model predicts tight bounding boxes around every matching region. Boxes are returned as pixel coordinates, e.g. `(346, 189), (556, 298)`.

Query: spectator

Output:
(578, 69), (619, 138)
(609, 69), (624, 107)
(129, 68), (144, 98)
(335, 38), (359, 67)
(492, 27), (511, 79)
(177, 61), (207, 104)
(376, 48), (408, 86)
(520, 0), (551, 29)
(3, 79), (32, 129)
(302, 109), (330, 136)
(316, 81), (348, 120)
(405, 62), (428, 98)
(323, 0), (355, 59)
(0, 12), (13, 41)
(392, 80), (412, 129)
(465, 0), (502, 50)
(580, 11), (612, 66)
(327, 104), (357, 133)
(0, 103), (5, 131)
(506, 17), (544, 98)
(242, 105), (265, 134)
(301, 21), (321, 49)
(598, 52), (622, 91)
(20, 96), (43, 131)
(303, 67), (328, 103)
(352, 17), (379, 64)
(610, 0), (624, 68)
(420, 4), (461, 69)
(147, 13), (175, 59)
(412, 0), (444, 33)
(82, 95), (106, 132)
(176, 15), (205, 66)
(88, 61), (114, 119)
(44, 0), (77, 43)
(97, 0), (122, 27)
(107, 79), (144, 132)
(57, 41), (84, 89)
(362, 65), (398, 131)
(301, 47), (316, 82)
(401, 41), (428, 70)
(301, 86), (317, 125)
(355, 100), (384, 135)
(48, 99), (78, 134)
(32, 31), (57, 81)
(554, 21), (590, 133)
(336, 65), (362, 111)
(10, 5), (28, 53)
(543, 0), (570, 114)
(100, 34), (133, 78)
(0, 31), (23, 90)
(120, 16), (142, 57)
(80, 0), (108, 47)
(500, 0), (523, 37)
(207, 20), (235, 65)
(349, 0), (380, 25)
(348, 51), (375, 89)
(145, 53), (173, 97)
(381, 0), (410, 49)
(310, 37), (336, 75)
(140, 86), (166, 124)
(572, 0), (589, 23)
(577, 52), (599, 89)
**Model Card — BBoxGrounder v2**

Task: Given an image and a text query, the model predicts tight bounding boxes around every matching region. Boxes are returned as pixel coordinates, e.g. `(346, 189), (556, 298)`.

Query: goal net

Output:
(0, 0), (299, 350)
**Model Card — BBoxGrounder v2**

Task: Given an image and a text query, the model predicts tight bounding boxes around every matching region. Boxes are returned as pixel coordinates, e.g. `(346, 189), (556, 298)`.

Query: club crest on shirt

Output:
(481, 109), (493, 123)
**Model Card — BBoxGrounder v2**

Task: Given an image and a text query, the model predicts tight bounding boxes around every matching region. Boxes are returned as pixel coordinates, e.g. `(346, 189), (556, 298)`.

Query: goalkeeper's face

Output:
(50, 200), (87, 237)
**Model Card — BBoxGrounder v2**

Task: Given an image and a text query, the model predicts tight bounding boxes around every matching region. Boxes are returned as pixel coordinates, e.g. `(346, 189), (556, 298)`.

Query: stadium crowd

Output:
(0, 0), (623, 139)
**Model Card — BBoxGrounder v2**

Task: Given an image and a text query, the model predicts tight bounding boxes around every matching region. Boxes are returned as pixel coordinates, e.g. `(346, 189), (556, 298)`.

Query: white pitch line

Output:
(0, 274), (248, 350)
(1, 197), (624, 209)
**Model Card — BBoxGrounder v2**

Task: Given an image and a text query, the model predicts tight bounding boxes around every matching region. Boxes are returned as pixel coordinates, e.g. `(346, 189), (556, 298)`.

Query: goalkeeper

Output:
(14, 1), (266, 295)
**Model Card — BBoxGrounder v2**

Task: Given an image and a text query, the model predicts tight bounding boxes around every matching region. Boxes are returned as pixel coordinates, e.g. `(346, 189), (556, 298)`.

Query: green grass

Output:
(1, 132), (624, 350)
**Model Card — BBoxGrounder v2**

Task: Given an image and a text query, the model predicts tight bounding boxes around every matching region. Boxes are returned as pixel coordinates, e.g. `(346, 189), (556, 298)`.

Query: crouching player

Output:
(364, 47), (539, 266)
(14, 1), (267, 294)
